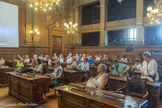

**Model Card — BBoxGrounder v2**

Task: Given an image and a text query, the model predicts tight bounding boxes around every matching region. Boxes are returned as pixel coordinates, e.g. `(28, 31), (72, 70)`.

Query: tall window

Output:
(107, 0), (136, 22)
(108, 28), (136, 46)
(128, 29), (136, 41)
(81, 2), (100, 25)
(82, 32), (100, 46)
(144, 25), (162, 46)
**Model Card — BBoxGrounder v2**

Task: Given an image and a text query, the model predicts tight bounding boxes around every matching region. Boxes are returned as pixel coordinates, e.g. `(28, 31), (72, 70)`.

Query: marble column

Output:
(100, 0), (107, 46)
(136, 0), (144, 46)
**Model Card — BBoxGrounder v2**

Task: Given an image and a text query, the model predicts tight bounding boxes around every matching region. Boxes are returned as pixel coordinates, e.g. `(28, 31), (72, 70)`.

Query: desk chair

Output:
(117, 76), (148, 99)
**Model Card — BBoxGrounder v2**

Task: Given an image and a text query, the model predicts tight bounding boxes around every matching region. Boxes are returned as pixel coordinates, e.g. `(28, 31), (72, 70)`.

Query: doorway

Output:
(52, 36), (62, 55)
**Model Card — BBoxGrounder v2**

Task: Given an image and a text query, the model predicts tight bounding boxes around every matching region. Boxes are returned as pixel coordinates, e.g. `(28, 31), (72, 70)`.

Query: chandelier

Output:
(147, 0), (162, 24)
(64, 21), (78, 34)
(28, 0), (60, 12)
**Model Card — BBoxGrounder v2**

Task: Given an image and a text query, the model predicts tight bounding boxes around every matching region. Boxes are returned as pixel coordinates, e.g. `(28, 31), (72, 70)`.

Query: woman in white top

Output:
(24, 55), (30, 63)
(142, 52), (159, 81)
(53, 53), (58, 61)
(95, 55), (100, 61)
(120, 55), (128, 63)
(86, 64), (108, 89)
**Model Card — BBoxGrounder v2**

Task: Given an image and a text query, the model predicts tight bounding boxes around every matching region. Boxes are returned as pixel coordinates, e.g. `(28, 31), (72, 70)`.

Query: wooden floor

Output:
(0, 87), (58, 108)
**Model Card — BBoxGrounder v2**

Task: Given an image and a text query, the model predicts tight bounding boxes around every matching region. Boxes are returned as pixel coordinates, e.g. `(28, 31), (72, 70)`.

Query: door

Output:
(52, 36), (62, 55)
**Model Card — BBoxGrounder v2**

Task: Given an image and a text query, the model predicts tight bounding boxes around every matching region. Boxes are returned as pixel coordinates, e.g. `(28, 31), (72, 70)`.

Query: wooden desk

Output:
(5, 61), (16, 68)
(61, 63), (67, 68)
(119, 62), (134, 67)
(108, 75), (162, 108)
(0, 67), (14, 88)
(7, 72), (51, 104)
(63, 68), (83, 85)
(49, 67), (54, 73)
(55, 85), (148, 108)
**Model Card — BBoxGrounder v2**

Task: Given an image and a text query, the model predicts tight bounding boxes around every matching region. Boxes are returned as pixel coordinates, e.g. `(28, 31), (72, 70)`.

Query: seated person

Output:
(109, 59), (130, 77)
(141, 52), (159, 81)
(66, 53), (72, 64)
(66, 57), (77, 69)
(132, 58), (142, 71)
(77, 57), (89, 72)
(75, 53), (80, 62)
(120, 55), (128, 63)
(102, 55), (108, 62)
(28, 59), (43, 74)
(38, 54), (45, 60)
(24, 55), (30, 63)
(86, 64), (108, 89)
(13, 54), (25, 70)
(44, 55), (52, 66)
(58, 54), (64, 63)
(53, 53), (58, 61)
(95, 55), (101, 62)
(88, 55), (94, 65)
(32, 54), (38, 65)
(0, 57), (5, 66)
(49, 60), (62, 88)
(80, 53), (86, 62)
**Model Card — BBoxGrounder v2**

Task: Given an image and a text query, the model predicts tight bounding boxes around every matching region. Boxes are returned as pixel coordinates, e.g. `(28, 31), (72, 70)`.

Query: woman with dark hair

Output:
(49, 60), (62, 88)
(120, 55), (128, 63)
(109, 59), (130, 77)
(28, 59), (43, 74)
(132, 58), (142, 71)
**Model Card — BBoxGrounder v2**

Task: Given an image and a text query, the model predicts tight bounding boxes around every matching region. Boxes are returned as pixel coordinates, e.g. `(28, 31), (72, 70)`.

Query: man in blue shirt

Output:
(88, 55), (94, 65)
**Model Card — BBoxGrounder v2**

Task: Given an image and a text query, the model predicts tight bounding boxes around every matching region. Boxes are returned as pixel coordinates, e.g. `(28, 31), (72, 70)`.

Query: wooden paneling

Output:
(19, 7), (26, 44)
(39, 13), (48, 44)
(0, 46), (50, 59)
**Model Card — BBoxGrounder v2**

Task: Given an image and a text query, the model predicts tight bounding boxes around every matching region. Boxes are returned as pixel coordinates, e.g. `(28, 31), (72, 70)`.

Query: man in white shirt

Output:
(78, 57), (89, 82)
(66, 53), (72, 64)
(66, 57), (77, 69)
(142, 52), (159, 81)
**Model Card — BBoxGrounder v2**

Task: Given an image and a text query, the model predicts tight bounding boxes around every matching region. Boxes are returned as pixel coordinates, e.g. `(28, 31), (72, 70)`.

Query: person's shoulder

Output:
(151, 59), (158, 64)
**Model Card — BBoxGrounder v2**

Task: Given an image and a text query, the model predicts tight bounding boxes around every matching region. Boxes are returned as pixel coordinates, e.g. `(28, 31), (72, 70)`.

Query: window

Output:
(144, 25), (162, 46)
(107, 0), (136, 22)
(82, 32), (100, 46)
(81, 2), (100, 25)
(128, 29), (136, 41)
(108, 28), (136, 46)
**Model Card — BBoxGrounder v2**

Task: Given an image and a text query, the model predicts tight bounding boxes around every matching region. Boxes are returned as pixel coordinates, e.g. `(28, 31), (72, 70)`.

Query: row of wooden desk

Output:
(0, 66), (14, 88)
(5, 72), (162, 108)
(55, 85), (148, 108)
(108, 75), (162, 108)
